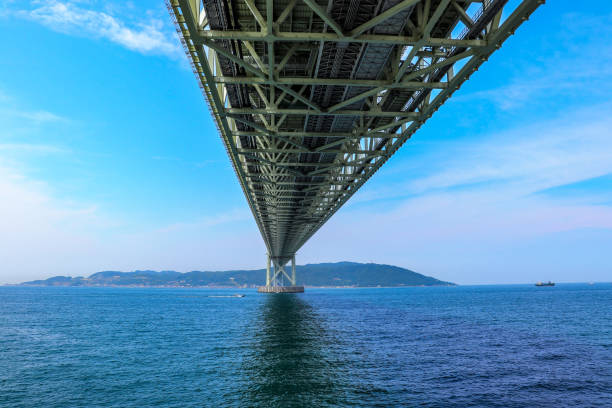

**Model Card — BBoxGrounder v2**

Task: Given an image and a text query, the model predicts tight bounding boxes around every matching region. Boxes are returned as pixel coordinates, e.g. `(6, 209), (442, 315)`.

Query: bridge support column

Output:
(266, 254), (271, 286)
(257, 254), (304, 293)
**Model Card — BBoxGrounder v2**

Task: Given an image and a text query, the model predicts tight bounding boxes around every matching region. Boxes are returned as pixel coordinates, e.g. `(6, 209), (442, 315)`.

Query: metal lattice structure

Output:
(167, 0), (543, 286)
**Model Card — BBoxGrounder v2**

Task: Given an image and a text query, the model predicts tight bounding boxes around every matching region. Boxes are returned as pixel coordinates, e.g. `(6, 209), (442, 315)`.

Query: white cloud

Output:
(0, 87), (263, 285)
(354, 103), (612, 204)
(458, 13), (612, 110)
(414, 119), (611, 196)
(1, 8), (610, 286)
(0, 108), (66, 123)
(156, 209), (252, 234)
(1, 102), (609, 284)
(24, 1), (180, 58)
(300, 104), (612, 284)
(302, 190), (612, 284)
(0, 86), (67, 123)
(0, 161), (263, 284)
(19, 110), (66, 122)
(0, 143), (67, 154)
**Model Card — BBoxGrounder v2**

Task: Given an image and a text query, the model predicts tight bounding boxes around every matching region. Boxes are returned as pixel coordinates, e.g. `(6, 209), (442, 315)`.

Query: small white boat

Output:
(208, 294), (245, 298)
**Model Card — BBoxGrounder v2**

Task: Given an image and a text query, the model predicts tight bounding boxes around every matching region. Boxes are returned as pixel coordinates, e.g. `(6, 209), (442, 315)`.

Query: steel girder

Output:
(167, 0), (544, 268)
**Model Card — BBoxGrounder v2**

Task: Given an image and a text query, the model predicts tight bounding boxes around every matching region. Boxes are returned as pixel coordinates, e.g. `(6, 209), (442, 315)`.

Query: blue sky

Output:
(0, 1), (610, 284)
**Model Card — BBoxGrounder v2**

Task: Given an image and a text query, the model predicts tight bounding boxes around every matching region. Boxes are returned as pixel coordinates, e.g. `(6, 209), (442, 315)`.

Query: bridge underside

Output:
(168, 0), (542, 281)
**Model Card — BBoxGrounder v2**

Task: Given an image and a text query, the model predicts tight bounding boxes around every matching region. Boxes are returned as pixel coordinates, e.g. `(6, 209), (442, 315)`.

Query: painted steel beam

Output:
(168, 0), (545, 270)
(233, 130), (400, 139)
(213, 76), (448, 89)
(301, 0), (344, 36)
(226, 107), (420, 118)
(195, 30), (488, 47)
(349, 0), (420, 37)
(240, 148), (387, 155)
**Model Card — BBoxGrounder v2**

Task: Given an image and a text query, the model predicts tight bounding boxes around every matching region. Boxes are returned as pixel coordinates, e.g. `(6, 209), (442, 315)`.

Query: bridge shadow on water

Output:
(240, 294), (344, 407)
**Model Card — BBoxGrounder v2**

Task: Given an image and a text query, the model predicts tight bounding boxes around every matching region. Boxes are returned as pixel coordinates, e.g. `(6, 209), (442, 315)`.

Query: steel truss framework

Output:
(266, 254), (297, 286)
(167, 0), (543, 277)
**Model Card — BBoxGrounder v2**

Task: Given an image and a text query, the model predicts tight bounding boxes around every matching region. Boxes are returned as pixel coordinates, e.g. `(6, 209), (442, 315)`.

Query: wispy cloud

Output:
(459, 12), (612, 110)
(0, 161), (262, 284)
(302, 103), (612, 284)
(0, 143), (67, 154)
(413, 108), (612, 198)
(0, 89), (70, 162)
(354, 103), (612, 206)
(155, 209), (252, 234)
(151, 155), (218, 168)
(305, 183), (612, 283)
(0, 108), (66, 123)
(20, 1), (180, 58)
(0, 86), (67, 123)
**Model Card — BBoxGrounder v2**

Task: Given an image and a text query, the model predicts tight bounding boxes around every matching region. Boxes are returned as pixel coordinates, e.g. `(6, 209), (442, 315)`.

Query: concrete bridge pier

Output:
(258, 254), (304, 293)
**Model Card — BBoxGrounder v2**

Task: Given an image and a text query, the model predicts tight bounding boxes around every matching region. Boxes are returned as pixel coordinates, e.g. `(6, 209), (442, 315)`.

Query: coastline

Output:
(5, 283), (456, 289)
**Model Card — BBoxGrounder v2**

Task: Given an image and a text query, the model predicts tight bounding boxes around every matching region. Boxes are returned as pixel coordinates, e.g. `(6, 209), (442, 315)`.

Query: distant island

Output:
(18, 262), (454, 288)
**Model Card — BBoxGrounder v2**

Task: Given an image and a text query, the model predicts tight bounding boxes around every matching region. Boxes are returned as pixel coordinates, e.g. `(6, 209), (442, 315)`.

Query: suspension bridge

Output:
(167, 0), (543, 292)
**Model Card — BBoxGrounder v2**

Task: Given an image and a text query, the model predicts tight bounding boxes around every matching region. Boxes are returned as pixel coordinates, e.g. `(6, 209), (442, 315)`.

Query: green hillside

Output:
(21, 262), (454, 287)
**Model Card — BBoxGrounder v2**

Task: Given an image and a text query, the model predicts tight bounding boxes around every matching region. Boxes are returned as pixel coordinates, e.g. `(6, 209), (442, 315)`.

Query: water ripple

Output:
(1, 284), (611, 407)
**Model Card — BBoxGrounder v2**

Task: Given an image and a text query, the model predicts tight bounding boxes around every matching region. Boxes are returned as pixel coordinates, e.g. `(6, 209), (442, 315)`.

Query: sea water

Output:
(1, 284), (611, 407)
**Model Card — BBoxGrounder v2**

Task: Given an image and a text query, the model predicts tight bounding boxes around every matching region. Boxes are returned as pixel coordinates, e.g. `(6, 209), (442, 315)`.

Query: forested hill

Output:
(20, 262), (454, 287)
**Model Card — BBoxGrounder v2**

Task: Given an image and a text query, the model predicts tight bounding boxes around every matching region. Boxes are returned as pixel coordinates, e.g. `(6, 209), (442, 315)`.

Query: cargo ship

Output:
(535, 281), (555, 287)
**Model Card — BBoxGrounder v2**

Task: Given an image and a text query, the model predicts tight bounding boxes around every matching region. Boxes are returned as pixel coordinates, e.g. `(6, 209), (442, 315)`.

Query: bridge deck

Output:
(168, 0), (543, 268)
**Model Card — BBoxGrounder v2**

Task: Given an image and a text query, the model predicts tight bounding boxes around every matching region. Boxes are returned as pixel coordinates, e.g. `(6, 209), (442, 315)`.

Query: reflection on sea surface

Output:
(3, 286), (611, 407)
(241, 294), (342, 407)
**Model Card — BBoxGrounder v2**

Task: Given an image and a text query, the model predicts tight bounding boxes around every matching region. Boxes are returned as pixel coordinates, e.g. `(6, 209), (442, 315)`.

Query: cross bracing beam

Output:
(195, 30), (487, 47)
(168, 0), (544, 271)
(233, 131), (400, 139)
(348, 0), (421, 38)
(227, 107), (420, 118)
(242, 158), (381, 168)
(246, 176), (365, 184)
(239, 148), (388, 155)
(213, 76), (448, 89)
(249, 181), (354, 187)
(301, 0), (345, 36)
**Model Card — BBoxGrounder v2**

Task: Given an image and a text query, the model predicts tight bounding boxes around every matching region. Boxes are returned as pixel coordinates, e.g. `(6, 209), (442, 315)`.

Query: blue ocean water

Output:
(1, 284), (611, 407)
